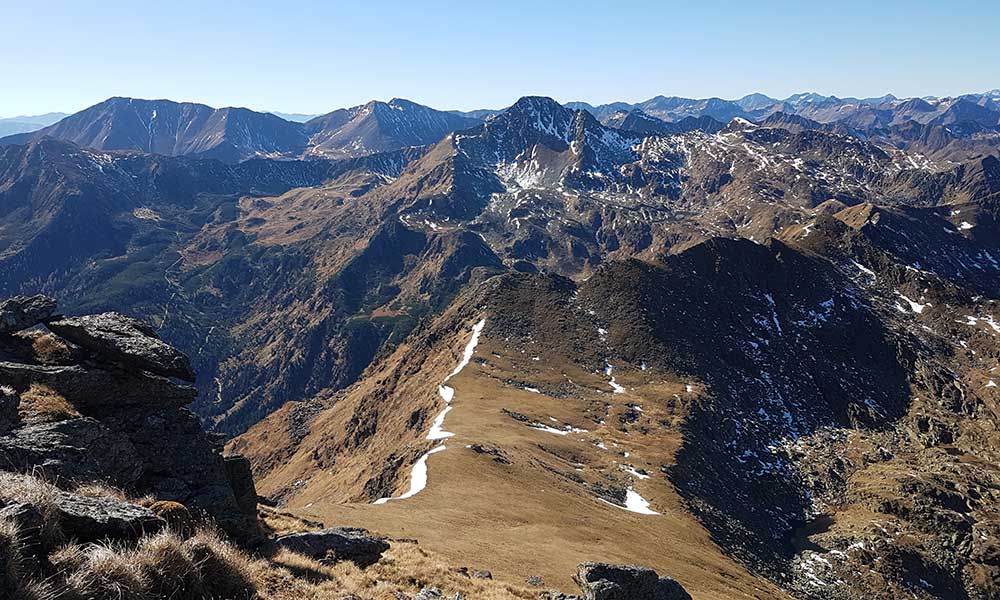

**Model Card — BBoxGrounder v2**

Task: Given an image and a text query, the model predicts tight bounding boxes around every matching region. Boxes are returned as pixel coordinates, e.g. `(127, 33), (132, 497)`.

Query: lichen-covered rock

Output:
(574, 563), (691, 600)
(45, 312), (196, 381)
(53, 491), (164, 543)
(274, 527), (389, 567)
(0, 295), (56, 334)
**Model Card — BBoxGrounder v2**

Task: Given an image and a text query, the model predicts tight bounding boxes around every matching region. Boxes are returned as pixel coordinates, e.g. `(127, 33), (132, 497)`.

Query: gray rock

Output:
(574, 563), (691, 600)
(46, 312), (196, 381)
(274, 527), (389, 567)
(0, 417), (142, 486)
(413, 588), (442, 600)
(53, 492), (164, 543)
(0, 295), (56, 334)
(0, 386), (18, 432)
(223, 454), (259, 517)
(0, 361), (196, 409)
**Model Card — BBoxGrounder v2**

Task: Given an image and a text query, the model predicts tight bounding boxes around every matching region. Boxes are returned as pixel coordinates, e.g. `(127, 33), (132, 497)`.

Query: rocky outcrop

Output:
(0, 295), (258, 542)
(0, 295), (56, 334)
(45, 312), (196, 381)
(274, 527), (389, 567)
(573, 563), (691, 600)
(52, 492), (164, 543)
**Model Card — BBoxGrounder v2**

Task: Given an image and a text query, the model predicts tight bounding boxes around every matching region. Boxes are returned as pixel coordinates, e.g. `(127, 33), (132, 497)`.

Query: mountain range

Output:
(0, 111), (68, 138)
(2, 89), (1000, 599)
(5, 89), (1000, 165)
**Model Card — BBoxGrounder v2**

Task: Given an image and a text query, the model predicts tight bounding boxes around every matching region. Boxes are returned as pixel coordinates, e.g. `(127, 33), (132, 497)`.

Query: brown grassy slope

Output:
(232, 283), (787, 599)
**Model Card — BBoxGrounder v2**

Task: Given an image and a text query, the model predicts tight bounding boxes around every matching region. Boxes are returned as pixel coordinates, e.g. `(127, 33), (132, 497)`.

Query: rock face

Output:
(274, 527), (389, 567)
(0, 295), (56, 334)
(0, 296), (258, 542)
(0, 386), (17, 432)
(574, 563), (691, 600)
(45, 312), (196, 381)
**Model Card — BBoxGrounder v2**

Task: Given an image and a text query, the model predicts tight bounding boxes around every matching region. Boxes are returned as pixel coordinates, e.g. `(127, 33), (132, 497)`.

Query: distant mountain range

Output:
(0, 111), (68, 137)
(0, 97), (483, 163)
(5, 90), (999, 165)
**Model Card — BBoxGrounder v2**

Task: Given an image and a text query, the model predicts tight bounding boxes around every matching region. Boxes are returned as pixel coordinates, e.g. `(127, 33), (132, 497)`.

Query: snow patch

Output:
(373, 446), (447, 504)
(378, 319), (485, 504)
(896, 292), (930, 314)
(605, 362), (625, 394)
(602, 488), (659, 515)
(620, 465), (650, 480)
(426, 406), (454, 440)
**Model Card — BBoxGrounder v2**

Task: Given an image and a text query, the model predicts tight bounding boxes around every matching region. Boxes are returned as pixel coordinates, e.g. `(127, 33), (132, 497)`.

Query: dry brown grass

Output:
(2, 514), (540, 600)
(255, 543), (539, 600)
(51, 529), (258, 600)
(258, 505), (324, 536)
(18, 383), (80, 422)
(0, 472), (63, 546)
(0, 513), (24, 591)
(30, 333), (72, 365)
(73, 481), (130, 502)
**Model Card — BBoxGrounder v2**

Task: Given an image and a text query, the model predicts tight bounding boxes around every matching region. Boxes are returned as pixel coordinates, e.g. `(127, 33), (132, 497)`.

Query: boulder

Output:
(0, 386), (18, 432)
(53, 491), (164, 543)
(574, 563), (691, 600)
(223, 454), (259, 517)
(274, 527), (389, 567)
(0, 295), (56, 334)
(147, 500), (196, 535)
(45, 312), (196, 381)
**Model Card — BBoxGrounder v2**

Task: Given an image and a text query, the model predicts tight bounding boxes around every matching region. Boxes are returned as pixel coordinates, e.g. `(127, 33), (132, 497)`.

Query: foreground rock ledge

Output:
(45, 312), (197, 381)
(574, 562), (691, 600)
(274, 527), (390, 567)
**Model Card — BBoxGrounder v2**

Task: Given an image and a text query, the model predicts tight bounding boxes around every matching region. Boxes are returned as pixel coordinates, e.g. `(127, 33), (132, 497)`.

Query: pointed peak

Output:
(507, 96), (566, 112)
(722, 116), (759, 133)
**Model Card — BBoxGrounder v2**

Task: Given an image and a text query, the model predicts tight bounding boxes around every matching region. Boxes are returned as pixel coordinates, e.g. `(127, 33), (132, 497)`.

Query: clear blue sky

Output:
(2, 0), (998, 117)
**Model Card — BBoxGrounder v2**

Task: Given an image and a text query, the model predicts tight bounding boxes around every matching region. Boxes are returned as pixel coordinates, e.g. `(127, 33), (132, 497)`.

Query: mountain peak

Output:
(722, 116), (759, 132)
(505, 95), (567, 114)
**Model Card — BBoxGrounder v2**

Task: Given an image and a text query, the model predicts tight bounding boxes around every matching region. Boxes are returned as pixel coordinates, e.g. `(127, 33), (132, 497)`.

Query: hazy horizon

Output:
(3, 0), (998, 117)
(4, 87), (1000, 122)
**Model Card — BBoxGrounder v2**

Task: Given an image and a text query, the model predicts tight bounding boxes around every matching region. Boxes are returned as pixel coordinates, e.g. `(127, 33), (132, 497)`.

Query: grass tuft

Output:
(18, 383), (80, 423)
